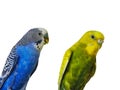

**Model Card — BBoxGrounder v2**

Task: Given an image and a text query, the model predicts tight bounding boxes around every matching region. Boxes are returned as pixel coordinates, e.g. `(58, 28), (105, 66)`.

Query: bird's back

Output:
(60, 46), (96, 90)
(1, 43), (40, 90)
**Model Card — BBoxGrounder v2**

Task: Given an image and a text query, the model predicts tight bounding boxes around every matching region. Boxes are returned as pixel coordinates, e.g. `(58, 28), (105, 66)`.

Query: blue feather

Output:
(1, 43), (40, 90)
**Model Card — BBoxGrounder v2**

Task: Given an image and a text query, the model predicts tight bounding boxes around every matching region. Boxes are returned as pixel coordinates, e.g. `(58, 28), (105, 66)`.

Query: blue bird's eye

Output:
(38, 33), (42, 35)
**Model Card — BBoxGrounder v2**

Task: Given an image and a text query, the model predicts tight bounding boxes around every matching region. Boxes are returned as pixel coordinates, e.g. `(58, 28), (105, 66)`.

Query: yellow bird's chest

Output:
(62, 48), (96, 90)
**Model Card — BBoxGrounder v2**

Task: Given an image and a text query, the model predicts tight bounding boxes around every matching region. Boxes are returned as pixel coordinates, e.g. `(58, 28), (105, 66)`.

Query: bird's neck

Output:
(85, 43), (100, 56)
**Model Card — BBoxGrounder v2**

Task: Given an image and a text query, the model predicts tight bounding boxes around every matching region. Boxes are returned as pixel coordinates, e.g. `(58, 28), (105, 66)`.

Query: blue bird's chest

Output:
(1, 44), (41, 90)
(16, 45), (40, 77)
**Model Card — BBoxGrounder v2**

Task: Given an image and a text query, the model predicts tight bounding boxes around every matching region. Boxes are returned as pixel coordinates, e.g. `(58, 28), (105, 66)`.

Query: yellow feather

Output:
(58, 49), (72, 88)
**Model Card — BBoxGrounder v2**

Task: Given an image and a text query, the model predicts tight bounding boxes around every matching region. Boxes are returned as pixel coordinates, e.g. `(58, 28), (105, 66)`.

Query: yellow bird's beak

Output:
(98, 39), (104, 45)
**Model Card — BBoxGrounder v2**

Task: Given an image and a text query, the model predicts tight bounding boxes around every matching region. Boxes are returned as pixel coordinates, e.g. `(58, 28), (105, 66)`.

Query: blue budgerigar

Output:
(0, 28), (49, 90)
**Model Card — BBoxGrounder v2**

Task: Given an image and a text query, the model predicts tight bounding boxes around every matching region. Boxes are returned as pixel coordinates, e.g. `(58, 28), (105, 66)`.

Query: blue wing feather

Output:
(0, 46), (19, 88)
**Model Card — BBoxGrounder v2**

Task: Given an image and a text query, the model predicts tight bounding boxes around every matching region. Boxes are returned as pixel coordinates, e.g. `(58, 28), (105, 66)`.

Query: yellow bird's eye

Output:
(91, 35), (95, 39)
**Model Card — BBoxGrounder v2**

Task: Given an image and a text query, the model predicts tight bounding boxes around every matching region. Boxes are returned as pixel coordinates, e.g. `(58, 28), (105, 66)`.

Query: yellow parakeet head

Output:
(80, 30), (104, 56)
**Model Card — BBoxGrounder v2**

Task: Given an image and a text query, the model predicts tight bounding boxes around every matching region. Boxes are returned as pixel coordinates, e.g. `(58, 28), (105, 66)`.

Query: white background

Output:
(0, 0), (119, 90)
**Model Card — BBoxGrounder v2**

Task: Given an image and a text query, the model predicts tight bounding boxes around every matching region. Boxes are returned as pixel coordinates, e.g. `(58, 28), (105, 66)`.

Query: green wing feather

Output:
(58, 49), (73, 89)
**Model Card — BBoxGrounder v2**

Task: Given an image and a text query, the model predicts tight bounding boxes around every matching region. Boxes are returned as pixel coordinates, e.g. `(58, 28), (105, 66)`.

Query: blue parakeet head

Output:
(16, 28), (49, 46)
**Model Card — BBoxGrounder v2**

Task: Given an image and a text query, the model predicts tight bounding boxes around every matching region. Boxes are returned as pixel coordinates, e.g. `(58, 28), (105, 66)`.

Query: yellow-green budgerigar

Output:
(58, 30), (104, 90)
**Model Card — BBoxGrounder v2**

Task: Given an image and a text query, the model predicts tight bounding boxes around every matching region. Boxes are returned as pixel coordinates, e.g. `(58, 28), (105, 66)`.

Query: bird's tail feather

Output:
(0, 77), (3, 88)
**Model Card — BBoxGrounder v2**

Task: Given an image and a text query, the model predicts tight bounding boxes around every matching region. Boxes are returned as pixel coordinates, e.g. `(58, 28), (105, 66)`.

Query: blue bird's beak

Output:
(44, 33), (49, 44)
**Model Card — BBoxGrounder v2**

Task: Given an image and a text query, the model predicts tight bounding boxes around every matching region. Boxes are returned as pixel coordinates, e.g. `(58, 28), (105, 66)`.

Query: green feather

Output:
(58, 30), (104, 90)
